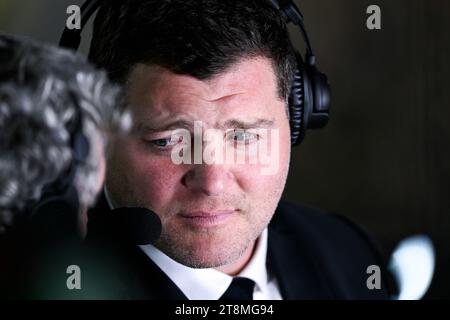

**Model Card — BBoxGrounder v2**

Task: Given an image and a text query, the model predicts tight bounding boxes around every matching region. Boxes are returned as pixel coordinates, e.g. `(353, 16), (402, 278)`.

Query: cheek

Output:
(232, 165), (282, 197)
(136, 162), (184, 208)
(107, 137), (185, 208)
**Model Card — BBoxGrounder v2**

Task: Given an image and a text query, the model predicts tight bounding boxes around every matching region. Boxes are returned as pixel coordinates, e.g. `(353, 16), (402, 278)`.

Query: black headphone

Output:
(60, 0), (331, 146)
(270, 0), (331, 145)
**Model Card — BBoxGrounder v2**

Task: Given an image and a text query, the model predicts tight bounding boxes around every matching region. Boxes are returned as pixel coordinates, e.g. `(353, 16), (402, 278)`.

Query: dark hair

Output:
(88, 0), (297, 100)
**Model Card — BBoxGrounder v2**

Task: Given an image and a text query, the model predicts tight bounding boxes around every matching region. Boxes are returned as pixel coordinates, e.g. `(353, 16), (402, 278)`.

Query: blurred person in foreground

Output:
(0, 34), (130, 298)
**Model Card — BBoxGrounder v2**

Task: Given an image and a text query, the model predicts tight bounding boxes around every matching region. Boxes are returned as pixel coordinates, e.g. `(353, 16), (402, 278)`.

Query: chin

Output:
(176, 250), (243, 270)
(158, 234), (248, 269)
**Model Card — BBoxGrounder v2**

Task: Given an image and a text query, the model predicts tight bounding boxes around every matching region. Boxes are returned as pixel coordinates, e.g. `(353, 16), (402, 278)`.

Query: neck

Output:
(215, 240), (257, 276)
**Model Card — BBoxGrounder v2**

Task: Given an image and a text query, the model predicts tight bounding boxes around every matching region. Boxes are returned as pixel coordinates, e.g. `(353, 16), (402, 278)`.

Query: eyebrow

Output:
(134, 120), (193, 134)
(219, 119), (275, 130)
(134, 118), (275, 134)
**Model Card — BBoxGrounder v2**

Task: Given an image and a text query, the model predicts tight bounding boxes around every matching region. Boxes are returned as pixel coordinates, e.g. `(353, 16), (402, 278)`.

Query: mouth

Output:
(179, 210), (236, 228)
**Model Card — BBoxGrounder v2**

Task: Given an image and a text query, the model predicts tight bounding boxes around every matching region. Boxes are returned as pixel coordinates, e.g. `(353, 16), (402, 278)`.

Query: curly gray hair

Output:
(0, 34), (131, 232)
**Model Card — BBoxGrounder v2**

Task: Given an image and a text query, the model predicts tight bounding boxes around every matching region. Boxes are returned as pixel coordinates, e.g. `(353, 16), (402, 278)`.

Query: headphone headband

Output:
(270, 0), (314, 60)
(61, 0), (312, 56)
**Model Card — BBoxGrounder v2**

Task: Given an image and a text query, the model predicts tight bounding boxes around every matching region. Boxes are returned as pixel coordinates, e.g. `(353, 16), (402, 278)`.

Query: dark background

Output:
(1, 0), (448, 299)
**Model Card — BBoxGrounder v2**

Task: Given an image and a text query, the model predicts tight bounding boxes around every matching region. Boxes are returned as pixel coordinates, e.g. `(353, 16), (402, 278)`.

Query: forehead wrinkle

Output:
(200, 91), (247, 103)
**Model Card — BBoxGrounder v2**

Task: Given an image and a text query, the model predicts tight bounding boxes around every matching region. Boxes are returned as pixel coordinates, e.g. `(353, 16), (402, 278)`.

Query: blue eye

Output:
(152, 138), (173, 147)
(229, 130), (259, 144)
(147, 135), (185, 150)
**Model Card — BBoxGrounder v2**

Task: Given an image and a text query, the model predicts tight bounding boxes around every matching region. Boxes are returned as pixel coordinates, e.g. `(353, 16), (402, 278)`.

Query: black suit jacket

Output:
(77, 195), (392, 300)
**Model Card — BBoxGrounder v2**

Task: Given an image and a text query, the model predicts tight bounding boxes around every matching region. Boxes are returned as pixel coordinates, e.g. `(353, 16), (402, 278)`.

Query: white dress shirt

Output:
(139, 228), (283, 300)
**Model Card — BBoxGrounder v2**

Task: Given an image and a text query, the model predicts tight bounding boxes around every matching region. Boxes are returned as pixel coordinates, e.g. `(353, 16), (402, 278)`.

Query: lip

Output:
(179, 210), (236, 228)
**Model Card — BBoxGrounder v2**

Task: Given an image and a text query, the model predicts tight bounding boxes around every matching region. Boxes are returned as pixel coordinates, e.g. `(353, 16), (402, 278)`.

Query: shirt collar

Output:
(139, 228), (270, 300)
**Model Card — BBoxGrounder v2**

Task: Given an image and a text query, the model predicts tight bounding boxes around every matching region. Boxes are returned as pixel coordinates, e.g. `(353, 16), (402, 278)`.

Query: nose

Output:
(182, 164), (233, 196)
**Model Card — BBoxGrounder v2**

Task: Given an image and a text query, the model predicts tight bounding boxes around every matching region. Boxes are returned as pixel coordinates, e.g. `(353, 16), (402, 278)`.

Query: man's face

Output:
(106, 57), (291, 268)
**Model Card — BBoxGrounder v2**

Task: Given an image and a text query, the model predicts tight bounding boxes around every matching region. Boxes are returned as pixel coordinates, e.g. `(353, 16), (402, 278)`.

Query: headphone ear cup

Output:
(288, 67), (303, 146)
(289, 54), (331, 146)
(307, 65), (331, 129)
(289, 60), (311, 146)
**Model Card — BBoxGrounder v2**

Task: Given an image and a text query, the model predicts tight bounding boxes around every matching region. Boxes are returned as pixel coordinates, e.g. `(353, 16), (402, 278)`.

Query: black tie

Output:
(219, 277), (255, 300)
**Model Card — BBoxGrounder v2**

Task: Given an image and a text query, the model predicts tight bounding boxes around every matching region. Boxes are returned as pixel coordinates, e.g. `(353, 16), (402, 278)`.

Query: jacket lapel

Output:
(117, 245), (189, 300)
(267, 210), (335, 299)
